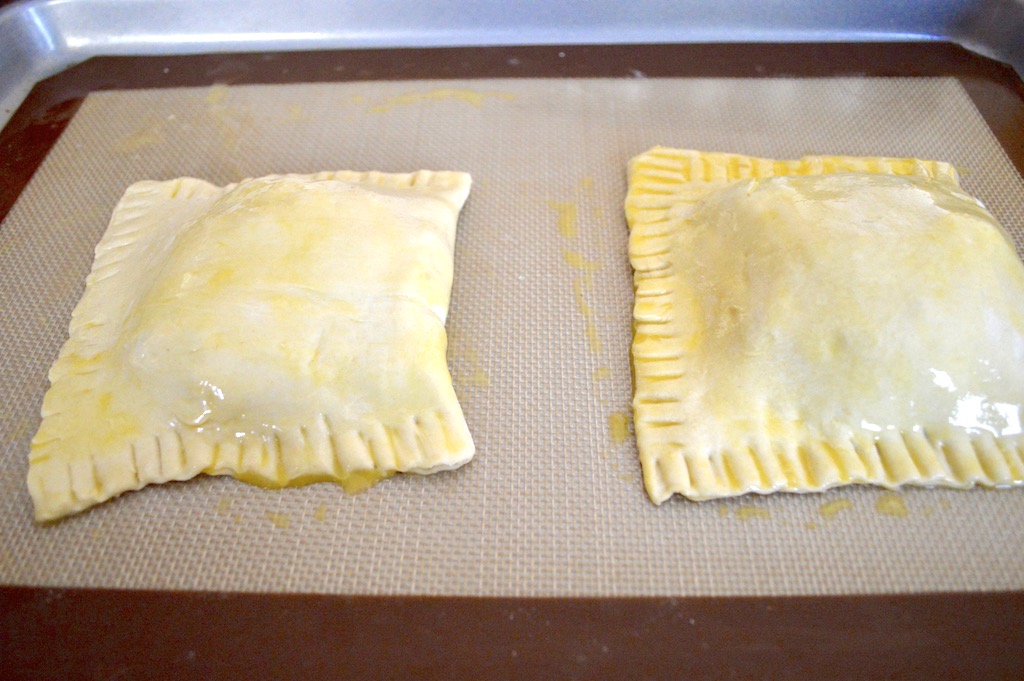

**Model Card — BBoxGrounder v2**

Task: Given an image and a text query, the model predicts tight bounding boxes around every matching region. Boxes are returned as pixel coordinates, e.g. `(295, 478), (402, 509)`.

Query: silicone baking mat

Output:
(2, 76), (1023, 596)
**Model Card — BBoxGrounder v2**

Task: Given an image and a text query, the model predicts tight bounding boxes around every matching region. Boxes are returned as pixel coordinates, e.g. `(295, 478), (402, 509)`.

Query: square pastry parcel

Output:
(626, 148), (1024, 504)
(29, 170), (475, 521)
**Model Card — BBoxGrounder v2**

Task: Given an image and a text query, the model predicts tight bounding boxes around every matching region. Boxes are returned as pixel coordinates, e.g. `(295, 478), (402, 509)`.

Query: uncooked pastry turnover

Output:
(626, 148), (1024, 503)
(29, 170), (475, 521)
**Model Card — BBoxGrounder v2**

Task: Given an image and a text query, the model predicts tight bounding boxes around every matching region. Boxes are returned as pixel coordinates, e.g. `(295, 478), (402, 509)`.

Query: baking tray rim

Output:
(2, 0), (1024, 130)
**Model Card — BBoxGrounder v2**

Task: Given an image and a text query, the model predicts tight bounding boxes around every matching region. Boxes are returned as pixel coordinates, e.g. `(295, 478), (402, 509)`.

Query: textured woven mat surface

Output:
(1, 77), (1023, 596)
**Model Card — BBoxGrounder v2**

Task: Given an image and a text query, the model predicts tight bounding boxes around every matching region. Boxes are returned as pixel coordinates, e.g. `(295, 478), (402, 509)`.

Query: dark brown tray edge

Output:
(3, 586), (1023, 680)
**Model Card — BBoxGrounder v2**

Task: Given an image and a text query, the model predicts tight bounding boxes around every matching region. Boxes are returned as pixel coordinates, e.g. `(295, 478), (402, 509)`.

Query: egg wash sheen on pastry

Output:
(29, 170), (475, 521)
(627, 148), (1024, 503)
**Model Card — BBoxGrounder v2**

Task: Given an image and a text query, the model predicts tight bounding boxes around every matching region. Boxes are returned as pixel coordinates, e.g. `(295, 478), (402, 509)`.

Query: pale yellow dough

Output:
(626, 148), (1024, 503)
(29, 170), (475, 521)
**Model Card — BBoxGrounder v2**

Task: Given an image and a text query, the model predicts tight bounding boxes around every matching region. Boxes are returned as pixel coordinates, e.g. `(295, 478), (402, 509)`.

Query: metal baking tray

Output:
(2, 1), (1024, 678)
(3, 0), (1023, 129)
